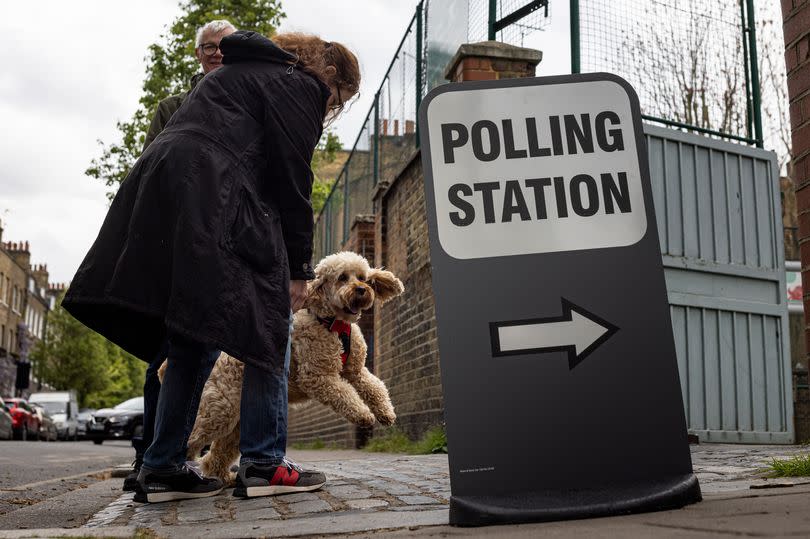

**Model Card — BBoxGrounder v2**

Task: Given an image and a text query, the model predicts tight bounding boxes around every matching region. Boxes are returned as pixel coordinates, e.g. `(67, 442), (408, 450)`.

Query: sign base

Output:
(450, 473), (701, 527)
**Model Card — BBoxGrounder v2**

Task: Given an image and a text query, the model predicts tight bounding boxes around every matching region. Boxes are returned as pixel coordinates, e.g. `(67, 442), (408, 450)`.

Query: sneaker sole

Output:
(134, 487), (223, 503)
(234, 482), (326, 498)
(122, 479), (139, 492)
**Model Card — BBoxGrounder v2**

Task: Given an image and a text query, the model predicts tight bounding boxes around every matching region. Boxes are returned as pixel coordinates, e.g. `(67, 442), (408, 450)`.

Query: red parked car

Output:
(3, 398), (41, 440)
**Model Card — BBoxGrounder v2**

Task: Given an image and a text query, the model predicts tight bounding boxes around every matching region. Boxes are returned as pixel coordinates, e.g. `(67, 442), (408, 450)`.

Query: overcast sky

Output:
(0, 0), (574, 285)
(0, 0), (422, 284)
(1, 1), (783, 285)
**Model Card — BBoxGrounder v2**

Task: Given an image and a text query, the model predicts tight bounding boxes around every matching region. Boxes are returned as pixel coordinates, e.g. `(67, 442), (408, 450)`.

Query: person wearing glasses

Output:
(142, 20), (237, 150)
(63, 30), (360, 503)
(121, 19), (236, 494)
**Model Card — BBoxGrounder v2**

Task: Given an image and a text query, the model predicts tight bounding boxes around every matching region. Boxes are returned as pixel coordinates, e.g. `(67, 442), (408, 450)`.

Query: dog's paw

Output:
(377, 411), (396, 426)
(352, 410), (376, 427)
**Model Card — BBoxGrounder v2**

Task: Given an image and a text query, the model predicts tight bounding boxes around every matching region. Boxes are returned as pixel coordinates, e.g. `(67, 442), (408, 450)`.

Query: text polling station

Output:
(427, 77), (647, 259)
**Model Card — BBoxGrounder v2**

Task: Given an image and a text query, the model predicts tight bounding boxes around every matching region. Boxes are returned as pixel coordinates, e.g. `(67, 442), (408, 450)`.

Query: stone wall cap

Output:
(350, 215), (376, 229)
(443, 41), (543, 79)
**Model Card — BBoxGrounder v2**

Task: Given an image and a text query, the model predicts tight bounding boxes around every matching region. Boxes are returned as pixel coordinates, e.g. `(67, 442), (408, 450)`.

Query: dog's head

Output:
(303, 251), (404, 322)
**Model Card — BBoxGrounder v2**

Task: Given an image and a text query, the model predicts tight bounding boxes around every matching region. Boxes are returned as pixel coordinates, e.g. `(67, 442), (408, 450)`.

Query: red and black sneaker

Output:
(232, 458), (326, 498)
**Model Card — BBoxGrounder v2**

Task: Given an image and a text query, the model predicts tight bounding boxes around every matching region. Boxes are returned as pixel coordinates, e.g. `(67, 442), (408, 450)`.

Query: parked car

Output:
(3, 398), (41, 440)
(0, 398), (14, 440)
(86, 397), (143, 445)
(76, 408), (95, 440)
(30, 404), (58, 441)
(28, 391), (79, 440)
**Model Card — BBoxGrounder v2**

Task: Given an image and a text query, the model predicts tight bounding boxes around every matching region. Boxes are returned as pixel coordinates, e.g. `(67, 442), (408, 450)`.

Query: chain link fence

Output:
(314, 0), (763, 260)
(314, 8), (423, 262)
(577, 0), (759, 145)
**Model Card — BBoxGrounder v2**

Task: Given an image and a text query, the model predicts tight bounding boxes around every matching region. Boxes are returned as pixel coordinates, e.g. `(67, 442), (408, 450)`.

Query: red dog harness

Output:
(316, 316), (352, 365)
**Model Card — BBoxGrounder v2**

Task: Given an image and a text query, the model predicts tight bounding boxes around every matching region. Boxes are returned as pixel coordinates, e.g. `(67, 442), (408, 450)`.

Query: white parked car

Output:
(28, 391), (79, 440)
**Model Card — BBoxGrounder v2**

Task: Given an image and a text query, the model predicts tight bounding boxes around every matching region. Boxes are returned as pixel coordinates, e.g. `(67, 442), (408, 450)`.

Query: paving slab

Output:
(4, 444), (810, 538)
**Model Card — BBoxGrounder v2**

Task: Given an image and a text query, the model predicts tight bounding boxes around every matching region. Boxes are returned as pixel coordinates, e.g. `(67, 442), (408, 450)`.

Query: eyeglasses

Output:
(199, 43), (221, 56)
(330, 86), (343, 111)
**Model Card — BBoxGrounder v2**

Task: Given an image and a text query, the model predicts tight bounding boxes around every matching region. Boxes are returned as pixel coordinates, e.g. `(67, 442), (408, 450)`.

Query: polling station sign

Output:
(419, 73), (701, 527)
(431, 78), (647, 259)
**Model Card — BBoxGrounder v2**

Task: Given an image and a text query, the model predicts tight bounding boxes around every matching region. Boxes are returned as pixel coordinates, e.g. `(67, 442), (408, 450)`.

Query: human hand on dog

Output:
(290, 279), (308, 311)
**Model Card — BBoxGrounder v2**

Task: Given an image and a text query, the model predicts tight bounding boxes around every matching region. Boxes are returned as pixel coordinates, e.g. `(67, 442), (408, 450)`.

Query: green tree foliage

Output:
(311, 130), (342, 215)
(86, 0), (285, 201)
(83, 340), (147, 410)
(30, 298), (146, 409)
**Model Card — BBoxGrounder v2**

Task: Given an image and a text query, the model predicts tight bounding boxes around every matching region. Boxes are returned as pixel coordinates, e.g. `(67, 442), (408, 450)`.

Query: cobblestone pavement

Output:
(73, 444), (810, 537)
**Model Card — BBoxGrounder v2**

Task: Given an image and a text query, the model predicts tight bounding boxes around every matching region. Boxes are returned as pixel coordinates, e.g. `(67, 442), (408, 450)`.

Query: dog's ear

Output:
(302, 274), (326, 309)
(368, 268), (404, 304)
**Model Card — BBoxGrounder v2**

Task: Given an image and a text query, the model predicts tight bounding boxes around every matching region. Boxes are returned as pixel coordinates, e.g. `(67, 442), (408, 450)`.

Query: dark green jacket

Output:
(142, 73), (205, 151)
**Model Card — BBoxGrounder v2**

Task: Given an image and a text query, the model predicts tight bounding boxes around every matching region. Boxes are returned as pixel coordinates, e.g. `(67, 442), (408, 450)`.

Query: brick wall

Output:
(783, 1), (810, 427)
(287, 217), (376, 448)
(373, 153), (443, 439)
(288, 41), (541, 447)
(783, 0), (810, 353)
(779, 0), (810, 441)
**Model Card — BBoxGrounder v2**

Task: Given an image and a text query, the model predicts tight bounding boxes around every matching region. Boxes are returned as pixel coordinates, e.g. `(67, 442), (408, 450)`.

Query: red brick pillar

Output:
(343, 215), (376, 366)
(443, 41), (542, 83)
(783, 0), (810, 355)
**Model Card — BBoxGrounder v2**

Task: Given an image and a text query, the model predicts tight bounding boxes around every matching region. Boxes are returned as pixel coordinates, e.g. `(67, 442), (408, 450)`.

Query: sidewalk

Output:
(3, 444), (810, 538)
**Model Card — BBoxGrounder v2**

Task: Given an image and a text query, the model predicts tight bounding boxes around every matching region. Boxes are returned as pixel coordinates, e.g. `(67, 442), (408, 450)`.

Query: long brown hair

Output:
(273, 32), (360, 118)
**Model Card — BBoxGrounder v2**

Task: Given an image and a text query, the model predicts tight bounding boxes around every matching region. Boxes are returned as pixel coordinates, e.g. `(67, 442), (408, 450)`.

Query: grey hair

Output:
(195, 20), (236, 48)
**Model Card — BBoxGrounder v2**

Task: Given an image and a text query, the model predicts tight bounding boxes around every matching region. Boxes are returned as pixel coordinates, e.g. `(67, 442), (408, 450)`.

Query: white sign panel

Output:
(426, 80), (647, 259)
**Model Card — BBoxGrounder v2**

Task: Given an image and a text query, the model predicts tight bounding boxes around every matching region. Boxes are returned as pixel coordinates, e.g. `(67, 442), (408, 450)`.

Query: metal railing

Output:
(313, 4), (425, 261)
(571, 0), (763, 147)
(313, 0), (764, 260)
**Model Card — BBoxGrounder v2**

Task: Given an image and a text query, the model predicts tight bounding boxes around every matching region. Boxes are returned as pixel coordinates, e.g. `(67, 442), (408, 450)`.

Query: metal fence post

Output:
(570, 0), (580, 74)
(488, 0), (497, 40)
(745, 0), (763, 148)
(416, 0), (423, 147)
(373, 96), (379, 185)
(325, 201), (332, 256)
(343, 170), (350, 244)
(740, 0), (753, 141)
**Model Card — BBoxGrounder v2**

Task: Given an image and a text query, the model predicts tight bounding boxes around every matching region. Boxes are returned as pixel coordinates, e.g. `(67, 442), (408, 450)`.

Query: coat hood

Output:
(221, 30), (296, 66)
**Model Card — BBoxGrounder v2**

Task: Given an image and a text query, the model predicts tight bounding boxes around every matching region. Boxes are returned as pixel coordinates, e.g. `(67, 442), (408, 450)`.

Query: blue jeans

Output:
(239, 313), (294, 465)
(132, 340), (170, 461)
(142, 333), (220, 472)
(142, 314), (294, 472)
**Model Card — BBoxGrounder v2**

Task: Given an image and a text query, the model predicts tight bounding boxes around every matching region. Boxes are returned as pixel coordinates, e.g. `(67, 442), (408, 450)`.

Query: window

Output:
(1, 324), (4, 347)
(0, 272), (4, 304)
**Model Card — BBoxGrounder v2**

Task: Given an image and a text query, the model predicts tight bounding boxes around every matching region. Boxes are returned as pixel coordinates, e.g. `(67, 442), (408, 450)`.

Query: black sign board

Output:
(419, 73), (701, 526)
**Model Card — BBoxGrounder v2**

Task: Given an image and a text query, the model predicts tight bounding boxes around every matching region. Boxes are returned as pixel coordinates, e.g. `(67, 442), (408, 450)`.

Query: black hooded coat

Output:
(63, 31), (329, 372)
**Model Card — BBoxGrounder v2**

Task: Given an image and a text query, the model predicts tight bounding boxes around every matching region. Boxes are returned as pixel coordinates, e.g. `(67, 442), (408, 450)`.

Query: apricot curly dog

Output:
(158, 251), (404, 483)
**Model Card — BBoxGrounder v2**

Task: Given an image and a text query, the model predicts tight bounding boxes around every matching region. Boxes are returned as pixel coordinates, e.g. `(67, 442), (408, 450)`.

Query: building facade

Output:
(0, 225), (53, 398)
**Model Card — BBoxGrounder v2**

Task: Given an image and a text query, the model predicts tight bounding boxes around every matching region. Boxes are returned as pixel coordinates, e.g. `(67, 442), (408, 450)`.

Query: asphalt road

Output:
(0, 440), (134, 529)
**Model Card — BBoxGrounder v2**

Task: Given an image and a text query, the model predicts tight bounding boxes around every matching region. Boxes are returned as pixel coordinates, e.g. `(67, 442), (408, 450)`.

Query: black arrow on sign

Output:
(489, 298), (619, 369)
